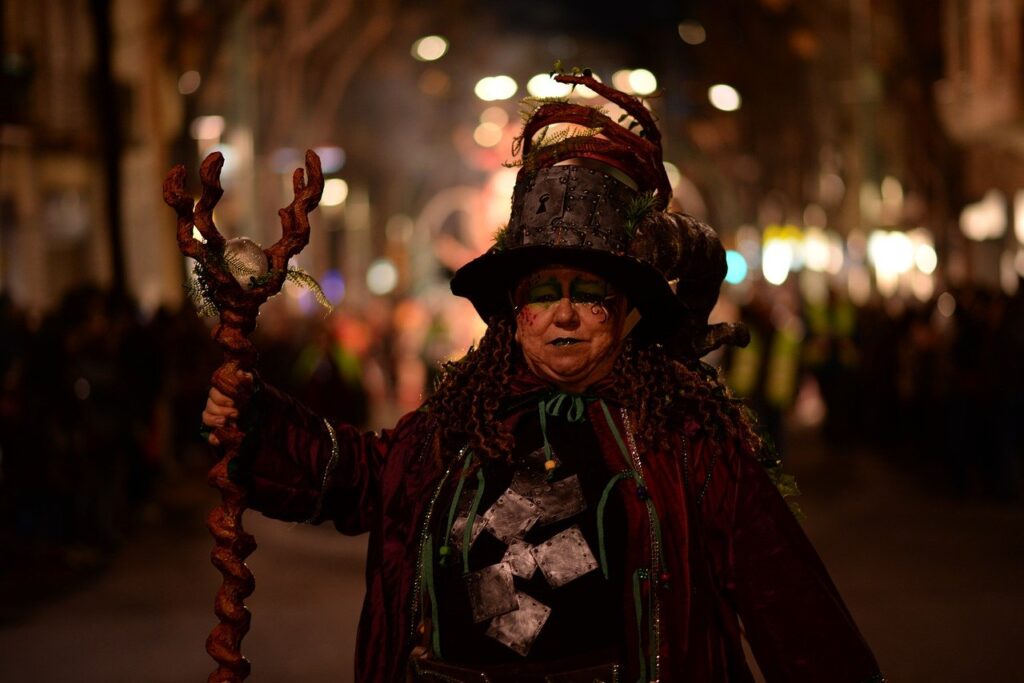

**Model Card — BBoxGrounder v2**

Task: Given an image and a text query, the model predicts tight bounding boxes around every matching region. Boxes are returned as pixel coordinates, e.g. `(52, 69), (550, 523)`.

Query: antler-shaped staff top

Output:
(163, 149), (325, 306)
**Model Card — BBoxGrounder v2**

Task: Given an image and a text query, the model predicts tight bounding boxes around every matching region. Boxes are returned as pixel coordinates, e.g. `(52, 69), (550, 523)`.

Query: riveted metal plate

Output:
(485, 591), (551, 656)
(482, 489), (541, 544)
(502, 539), (538, 579)
(533, 474), (587, 525)
(531, 525), (598, 588)
(465, 562), (518, 623)
(449, 513), (485, 552)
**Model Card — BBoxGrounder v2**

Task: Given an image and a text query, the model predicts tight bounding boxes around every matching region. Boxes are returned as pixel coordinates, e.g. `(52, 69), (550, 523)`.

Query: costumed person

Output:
(202, 71), (883, 683)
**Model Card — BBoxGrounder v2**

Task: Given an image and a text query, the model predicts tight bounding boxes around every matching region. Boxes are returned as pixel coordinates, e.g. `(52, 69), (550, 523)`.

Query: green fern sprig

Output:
(222, 250), (264, 278)
(766, 464), (805, 520)
(286, 267), (332, 312)
(184, 261), (332, 316)
(492, 225), (511, 251)
(515, 125), (605, 176)
(518, 96), (571, 123)
(623, 192), (660, 237)
(186, 263), (219, 317)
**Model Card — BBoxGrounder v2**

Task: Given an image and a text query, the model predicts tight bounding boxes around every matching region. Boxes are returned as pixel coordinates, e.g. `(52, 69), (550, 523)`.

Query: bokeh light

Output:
(803, 227), (830, 272)
(480, 106), (509, 127)
(1016, 190), (1024, 243)
(663, 161), (681, 189)
(321, 178), (349, 207)
(911, 270), (935, 301)
(473, 122), (503, 147)
(678, 21), (707, 45)
(725, 250), (748, 284)
(314, 146), (346, 173)
(937, 291), (957, 317)
(611, 70), (632, 92)
(960, 189), (1007, 241)
(270, 147), (302, 173)
(628, 69), (657, 95)
(474, 75), (518, 101)
(177, 70), (201, 95)
(367, 258), (398, 295)
(190, 115), (225, 140)
(915, 243), (938, 274)
(762, 239), (793, 285)
(411, 35), (448, 61)
(575, 72), (603, 98)
(708, 84), (741, 112)
(527, 73), (573, 98)
(321, 269), (346, 304)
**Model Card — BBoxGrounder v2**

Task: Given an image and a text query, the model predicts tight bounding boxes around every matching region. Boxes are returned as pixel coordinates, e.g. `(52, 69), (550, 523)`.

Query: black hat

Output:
(451, 70), (748, 355)
(451, 71), (683, 337)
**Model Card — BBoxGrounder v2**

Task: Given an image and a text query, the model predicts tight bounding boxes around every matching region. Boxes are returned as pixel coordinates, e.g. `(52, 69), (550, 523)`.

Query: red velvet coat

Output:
(242, 377), (882, 683)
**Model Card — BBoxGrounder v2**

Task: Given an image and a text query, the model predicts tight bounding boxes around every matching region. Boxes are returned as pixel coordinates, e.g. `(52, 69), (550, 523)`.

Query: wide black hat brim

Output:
(450, 245), (683, 339)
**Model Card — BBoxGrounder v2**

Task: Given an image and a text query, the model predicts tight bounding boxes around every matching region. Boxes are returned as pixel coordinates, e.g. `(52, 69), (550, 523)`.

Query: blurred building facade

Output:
(1, 0), (183, 316)
(1, 0), (1023, 326)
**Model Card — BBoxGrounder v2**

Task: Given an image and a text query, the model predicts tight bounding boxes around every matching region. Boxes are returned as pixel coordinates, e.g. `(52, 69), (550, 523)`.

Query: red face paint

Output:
(512, 266), (628, 393)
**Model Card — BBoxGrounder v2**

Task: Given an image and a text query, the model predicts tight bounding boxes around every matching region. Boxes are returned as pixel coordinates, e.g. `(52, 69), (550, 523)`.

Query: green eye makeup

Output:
(568, 279), (610, 304)
(524, 279), (562, 306)
(517, 276), (614, 312)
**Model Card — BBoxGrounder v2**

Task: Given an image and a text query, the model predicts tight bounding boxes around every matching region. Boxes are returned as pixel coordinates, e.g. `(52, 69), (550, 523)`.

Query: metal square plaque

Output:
(532, 474), (586, 525)
(485, 591), (551, 656)
(510, 467), (549, 500)
(464, 562), (517, 623)
(501, 539), (537, 579)
(482, 489), (541, 544)
(531, 525), (598, 588)
(448, 513), (484, 552)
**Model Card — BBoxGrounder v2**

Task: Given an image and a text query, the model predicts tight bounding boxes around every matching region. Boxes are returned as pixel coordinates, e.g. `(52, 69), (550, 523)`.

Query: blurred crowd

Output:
(722, 282), (1024, 502)
(0, 282), (480, 598)
(1, 278), (1022, 609)
(0, 287), (216, 598)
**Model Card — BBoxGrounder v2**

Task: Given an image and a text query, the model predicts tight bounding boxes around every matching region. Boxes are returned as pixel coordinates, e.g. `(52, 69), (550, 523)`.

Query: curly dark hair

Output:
(425, 315), (763, 463)
(425, 316), (519, 461)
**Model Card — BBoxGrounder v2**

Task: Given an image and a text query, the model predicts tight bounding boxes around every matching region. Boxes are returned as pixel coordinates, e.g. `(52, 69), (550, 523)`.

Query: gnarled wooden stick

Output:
(163, 150), (324, 683)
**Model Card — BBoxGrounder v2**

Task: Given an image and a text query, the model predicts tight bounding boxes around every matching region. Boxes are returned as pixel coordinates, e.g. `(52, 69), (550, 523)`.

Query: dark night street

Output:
(0, 427), (1021, 682)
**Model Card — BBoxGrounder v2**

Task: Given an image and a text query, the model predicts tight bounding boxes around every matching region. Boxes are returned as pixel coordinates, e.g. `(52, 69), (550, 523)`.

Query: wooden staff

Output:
(163, 150), (324, 682)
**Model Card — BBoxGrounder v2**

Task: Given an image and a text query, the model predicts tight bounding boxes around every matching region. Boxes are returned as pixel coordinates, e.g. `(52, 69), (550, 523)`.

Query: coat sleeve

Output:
(236, 381), (427, 535)
(699, 436), (883, 683)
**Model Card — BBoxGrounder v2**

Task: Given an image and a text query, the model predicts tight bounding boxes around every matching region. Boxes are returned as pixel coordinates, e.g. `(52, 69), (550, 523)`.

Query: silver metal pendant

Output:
(482, 489), (541, 543)
(449, 513), (484, 552)
(533, 473), (587, 525)
(531, 524), (598, 588)
(502, 539), (538, 579)
(511, 468), (587, 526)
(485, 591), (551, 656)
(510, 466), (549, 500)
(464, 562), (518, 623)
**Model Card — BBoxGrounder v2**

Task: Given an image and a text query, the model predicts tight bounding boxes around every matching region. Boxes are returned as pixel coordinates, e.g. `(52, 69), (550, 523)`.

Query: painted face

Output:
(513, 266), (629, 393)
